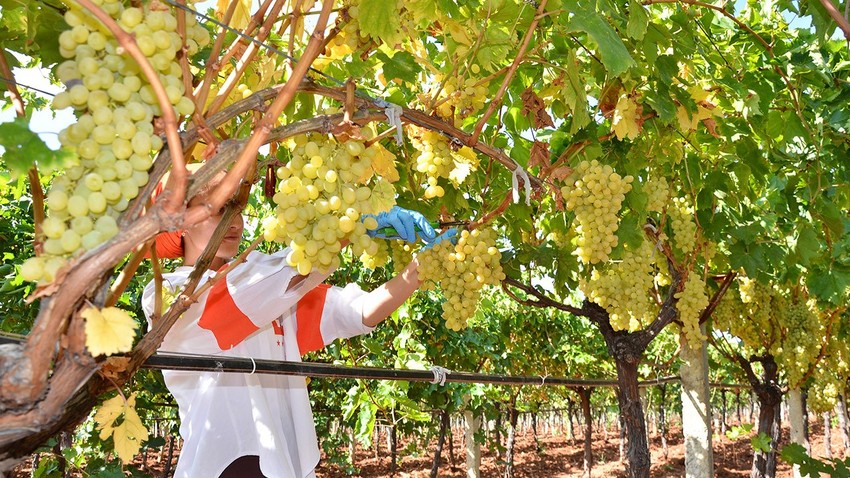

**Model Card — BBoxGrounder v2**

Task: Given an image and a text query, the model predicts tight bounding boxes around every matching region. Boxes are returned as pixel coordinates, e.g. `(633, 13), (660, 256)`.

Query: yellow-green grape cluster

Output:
(807, 379), (840, 414)
(19, 2), (209, 284)
(735, 278), (777, 349)
(409, 127), (478, 199)
(561, 160), (634, 264)
(776, 299), (822, 388)
(262, 134), (396, 275)
(360, 239), (389, 270)
(433, 73), (488, 119)
(669, 197), (697, 254)
(644, 176), (669, 213)
(389, 240), (414, 274)
(417, 228), (504, 330)
(674, 273), (709, 348)
(581, 238), (657, 332)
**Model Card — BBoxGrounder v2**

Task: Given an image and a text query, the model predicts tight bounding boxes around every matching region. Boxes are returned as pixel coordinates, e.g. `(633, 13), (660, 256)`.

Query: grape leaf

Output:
(358, 0), (403, 46)
(0, 118), (74, 179)
(217, 0), (251, 30)
(82, 306), (138, 357)
(376, 51), (420, 84)
(94, 394), (149, 463)
(566, 7), (635, 77)
(370, 143), (400, 182)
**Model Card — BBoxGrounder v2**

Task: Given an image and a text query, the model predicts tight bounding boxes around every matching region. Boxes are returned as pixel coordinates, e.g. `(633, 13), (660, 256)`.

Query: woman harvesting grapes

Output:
(141, 171), (454, 478)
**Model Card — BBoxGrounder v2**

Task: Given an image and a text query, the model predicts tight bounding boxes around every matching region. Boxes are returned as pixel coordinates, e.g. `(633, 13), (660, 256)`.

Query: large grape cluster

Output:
(19, 1), (209, 284)
(561, 160), (633, 264)
(417, 227), (504, 331)
(580, 237), (657, 332)
(409, 127), (478, 199)
(776, 299), (822, 388)
(674, 273), (709, 348)
(262, 134), (396, 275)
(669, 197), (697, 254)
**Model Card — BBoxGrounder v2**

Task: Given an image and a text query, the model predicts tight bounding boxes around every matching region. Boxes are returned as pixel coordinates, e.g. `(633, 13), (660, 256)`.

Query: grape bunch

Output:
(433, 73), (488, 119)
(561, 160), (634, 264)
(669, 197), (697, 254)
(20, 1), (209, 284)
(409, 127), (478, 199)
(360, 239), (390, 270)
(581, 237), (657, 332)
(674, 273), (709, 347)
(777, 299), (822, 388)
(389, 240), (414, 274)
(417, 227), (504, 330)
(262, 134), (397, 275)
(644, 176), (669, 213)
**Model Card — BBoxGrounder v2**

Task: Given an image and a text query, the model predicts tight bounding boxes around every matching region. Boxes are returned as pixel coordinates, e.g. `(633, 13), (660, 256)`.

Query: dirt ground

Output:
(315, 423), (800, 478)
(10, 419), (838, 477)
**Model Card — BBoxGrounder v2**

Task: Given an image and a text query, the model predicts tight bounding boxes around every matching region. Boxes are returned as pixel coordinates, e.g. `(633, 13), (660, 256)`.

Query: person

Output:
(141, 178), (452, 478)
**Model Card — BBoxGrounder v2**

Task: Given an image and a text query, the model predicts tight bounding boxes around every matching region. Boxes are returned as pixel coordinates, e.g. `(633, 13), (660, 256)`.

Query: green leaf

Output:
(751, 432), (772, 453)
(626, 0), (648, 40)
(617, 213), (643, 250)
(795, 225), (820, 266)
(780, 443), (808, 466)
(357, 0), (403, 45)
(375, 51), (420, 84)
(566, 7), (636, 77)
(0, 118), (74, 178)
(814, 197), (845, 236)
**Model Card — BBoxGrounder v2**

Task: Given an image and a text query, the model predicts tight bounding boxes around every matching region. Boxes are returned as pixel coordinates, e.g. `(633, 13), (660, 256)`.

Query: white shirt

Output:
(141, 250), (373, 478)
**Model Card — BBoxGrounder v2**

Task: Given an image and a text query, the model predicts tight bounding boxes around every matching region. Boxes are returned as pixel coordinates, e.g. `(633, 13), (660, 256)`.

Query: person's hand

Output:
(422, 228), (459, 250)
(364, 206), (436, 243)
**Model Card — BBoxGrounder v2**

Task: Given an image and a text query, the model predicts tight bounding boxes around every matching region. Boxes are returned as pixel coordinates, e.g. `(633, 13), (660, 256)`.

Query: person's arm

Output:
(360, 258), (422, 328)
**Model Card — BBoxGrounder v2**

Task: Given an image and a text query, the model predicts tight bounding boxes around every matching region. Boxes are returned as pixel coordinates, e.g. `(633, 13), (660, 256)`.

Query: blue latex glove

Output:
(422, 228), (459, 251)
(365, 206), (436, 243)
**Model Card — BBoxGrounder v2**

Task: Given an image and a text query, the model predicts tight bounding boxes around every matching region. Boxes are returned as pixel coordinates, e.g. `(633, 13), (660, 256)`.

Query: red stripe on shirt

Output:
(296, 284), (330, 355)
(198, 278), (259, 350)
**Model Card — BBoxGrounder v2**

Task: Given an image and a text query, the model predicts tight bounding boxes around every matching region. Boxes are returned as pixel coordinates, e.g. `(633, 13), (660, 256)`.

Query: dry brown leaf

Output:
(520, 88), (555, 129)
(529, 141), (550, 170)
(99, 356), (132, 381)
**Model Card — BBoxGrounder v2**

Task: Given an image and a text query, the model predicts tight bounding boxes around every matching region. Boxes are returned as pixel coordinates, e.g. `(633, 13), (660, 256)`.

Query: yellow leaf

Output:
(370, 143), (399, 182)
(676, 105), (699, 131)
(113, 407), (148, 462)
(83, 306), (137, 357)
(94, 394), (148, 463)
(442, 19), (472, 46)
(217, 0), (252, 31)
(448, 147), (479, 184)
(612, 95), (640, 140)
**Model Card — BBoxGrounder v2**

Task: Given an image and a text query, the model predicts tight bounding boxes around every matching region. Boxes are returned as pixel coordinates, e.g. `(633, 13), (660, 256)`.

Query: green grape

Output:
(580, 237), (657, 332)
(264, 133), (398, 274)
(20, 3), (209, 284)
(417, 227), (504, 330)
(674, 273), (709, 348)
(670, 197), (697, 254)
(409, 127), (478, 199)
(561, 160), (633, 264)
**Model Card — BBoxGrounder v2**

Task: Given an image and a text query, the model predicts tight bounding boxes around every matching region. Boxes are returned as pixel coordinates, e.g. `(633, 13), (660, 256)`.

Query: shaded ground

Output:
(317, 421), (829, 478)
(10, 419), (840, 477)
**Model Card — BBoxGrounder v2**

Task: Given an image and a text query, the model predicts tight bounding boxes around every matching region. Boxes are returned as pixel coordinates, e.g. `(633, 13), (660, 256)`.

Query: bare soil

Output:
(10, 419), (840, 477)
(316, 420), (840, 478)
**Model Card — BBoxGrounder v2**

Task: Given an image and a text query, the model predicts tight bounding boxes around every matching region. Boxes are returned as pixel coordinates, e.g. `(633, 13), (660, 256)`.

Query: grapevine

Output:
(262, 134), (396, 274)
(417, 227), (504, 330)
(19, 0), (209, 284)
(561, 160), (633, 264)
